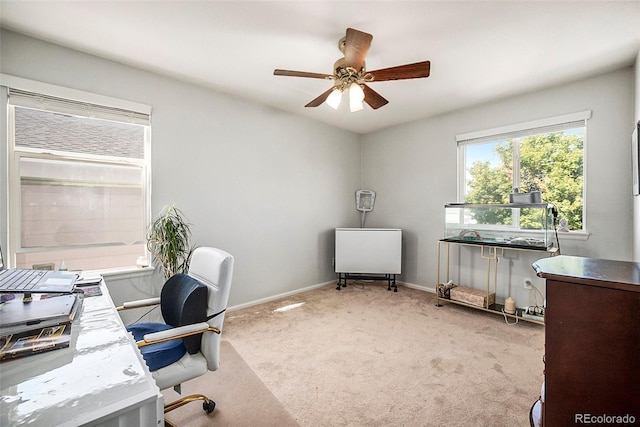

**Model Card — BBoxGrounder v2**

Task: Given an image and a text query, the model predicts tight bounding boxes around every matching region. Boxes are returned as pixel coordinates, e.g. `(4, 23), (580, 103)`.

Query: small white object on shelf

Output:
(504, 297), (516, 314)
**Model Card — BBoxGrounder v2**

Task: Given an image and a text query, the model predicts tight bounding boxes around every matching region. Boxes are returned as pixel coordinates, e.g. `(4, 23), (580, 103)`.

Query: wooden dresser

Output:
(532, 256), (640, 427)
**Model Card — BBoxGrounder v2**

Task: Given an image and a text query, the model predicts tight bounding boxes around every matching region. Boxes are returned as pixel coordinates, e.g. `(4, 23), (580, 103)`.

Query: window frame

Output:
(456, 111), (591, 233)
(2, 74), (152, 270)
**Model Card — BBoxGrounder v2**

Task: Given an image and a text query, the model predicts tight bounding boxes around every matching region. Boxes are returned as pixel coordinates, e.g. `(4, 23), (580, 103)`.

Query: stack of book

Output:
(0, 293), (82, 361)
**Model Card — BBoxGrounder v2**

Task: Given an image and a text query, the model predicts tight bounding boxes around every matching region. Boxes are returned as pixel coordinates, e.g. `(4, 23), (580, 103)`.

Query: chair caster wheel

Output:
(203, 400), (216, 413)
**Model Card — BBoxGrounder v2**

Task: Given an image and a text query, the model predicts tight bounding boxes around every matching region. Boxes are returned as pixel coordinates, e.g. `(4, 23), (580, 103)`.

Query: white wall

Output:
(362, 68), (635, 308)
(0, 30), (362, 309)
(1, 29), (636, 314)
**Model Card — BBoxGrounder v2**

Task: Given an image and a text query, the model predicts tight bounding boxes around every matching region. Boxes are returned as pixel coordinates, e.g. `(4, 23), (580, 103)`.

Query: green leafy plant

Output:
(466, 132), (583, 230)
(146, 205), (194, 279)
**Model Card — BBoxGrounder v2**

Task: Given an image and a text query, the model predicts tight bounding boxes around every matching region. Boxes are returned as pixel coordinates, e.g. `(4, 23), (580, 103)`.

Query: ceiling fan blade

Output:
(305, 87), (336, 108)
(344, 28), (373, 70)
(368, 61), (431, 82)
(362, 85), (389, 110)
(274, 69), (334, 80)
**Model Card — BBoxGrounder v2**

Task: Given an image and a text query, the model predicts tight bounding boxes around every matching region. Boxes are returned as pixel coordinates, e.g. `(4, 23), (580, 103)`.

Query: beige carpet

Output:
(222, 282), (545, 426)
(163, 340), (299, 426)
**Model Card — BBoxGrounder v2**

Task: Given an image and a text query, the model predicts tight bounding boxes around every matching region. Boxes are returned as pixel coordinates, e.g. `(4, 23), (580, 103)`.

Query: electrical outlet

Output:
(523, 278), (533, 290)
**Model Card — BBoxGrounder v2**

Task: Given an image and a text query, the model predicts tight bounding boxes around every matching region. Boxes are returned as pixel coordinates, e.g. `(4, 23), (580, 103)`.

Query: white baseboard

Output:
(227, 280), (336, 312)
(398, 281), (436, 294)
(228, 279), (437, 312)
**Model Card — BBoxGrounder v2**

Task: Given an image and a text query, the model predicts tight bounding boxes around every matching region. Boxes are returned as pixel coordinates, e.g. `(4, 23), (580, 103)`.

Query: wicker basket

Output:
(450, 285), (495, 308)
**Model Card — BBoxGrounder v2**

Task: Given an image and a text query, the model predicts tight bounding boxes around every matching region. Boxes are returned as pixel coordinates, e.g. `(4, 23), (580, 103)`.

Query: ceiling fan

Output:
(274, 28), (431, 112)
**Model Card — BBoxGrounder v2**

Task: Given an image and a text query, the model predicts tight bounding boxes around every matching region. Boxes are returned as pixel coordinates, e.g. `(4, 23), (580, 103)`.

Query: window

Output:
(457, 111), (590, 231)
(7, 87), (151, 271)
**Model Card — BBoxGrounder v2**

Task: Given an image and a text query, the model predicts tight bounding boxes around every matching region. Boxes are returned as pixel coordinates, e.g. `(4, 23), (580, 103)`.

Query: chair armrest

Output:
(137, 322), (221, 348)
(116, 297), (161, 311)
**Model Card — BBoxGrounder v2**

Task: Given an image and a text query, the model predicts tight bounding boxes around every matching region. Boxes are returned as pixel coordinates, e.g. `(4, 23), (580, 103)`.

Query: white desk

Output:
(0, 282), (163, 426)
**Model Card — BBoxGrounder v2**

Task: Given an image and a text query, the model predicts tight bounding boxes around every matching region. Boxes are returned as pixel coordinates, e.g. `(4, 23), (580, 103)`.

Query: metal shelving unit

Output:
(435, 239), (555, 325)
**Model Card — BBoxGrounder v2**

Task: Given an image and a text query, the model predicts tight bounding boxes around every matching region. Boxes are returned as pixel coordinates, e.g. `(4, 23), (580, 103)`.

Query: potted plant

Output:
(146, 205), (194, 280)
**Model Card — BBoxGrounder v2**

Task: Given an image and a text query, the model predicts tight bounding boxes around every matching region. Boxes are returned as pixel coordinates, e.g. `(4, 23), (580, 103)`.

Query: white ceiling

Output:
(1, 1), (639, 134)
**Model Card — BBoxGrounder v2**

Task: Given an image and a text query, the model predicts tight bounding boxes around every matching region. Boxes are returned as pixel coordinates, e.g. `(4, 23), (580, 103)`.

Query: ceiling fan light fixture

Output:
(326, 87), (343, 109)
(350, 100), (364, 112)
(274, 28), (430, 112)
(349, 82), (364, 112)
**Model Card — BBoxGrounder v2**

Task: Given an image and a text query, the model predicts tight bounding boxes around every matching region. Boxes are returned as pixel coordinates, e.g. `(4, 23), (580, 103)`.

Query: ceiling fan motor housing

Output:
(334, 58), (367, 85)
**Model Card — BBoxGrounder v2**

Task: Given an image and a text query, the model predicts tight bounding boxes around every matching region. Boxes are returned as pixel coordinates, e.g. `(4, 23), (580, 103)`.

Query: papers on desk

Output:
(72, 273), (103, 296)
(0, 322), (72, 361)
(79, 285), (102, 297)
(0, 293), (83, 361)
(75, 272), (103, 287)
(0, 294), (81, 332)
(73, 273), (103, 297)
(0, 275), (103, 361)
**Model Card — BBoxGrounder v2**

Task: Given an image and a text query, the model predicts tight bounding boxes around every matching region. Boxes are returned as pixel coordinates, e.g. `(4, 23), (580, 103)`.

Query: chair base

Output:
(164, 394), (216, 427)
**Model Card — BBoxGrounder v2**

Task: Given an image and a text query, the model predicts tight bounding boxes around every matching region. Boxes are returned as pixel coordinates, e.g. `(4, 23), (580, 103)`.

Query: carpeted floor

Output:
(163, 340), (299, 426)
(221, 282), (545, 426)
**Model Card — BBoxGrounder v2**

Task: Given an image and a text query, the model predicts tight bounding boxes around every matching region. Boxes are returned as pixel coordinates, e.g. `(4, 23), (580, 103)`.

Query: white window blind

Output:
(456, 111), (591, 146)
(8, 88), (150, 126)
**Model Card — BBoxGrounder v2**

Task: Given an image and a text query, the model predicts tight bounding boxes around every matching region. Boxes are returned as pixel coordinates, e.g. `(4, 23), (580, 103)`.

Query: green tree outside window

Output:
(464, 131), (583, 230)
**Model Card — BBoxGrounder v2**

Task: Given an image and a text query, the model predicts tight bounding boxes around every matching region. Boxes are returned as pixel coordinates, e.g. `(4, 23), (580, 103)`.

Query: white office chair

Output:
(118, 247), (234, 425)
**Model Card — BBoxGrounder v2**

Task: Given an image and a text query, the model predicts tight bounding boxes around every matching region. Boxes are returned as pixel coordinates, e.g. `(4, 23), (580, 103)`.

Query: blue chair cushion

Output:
(127, 322), (187, 372)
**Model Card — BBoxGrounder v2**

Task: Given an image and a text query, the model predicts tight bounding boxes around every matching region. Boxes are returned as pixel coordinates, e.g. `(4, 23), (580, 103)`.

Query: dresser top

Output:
(532, 255), (640, 292)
